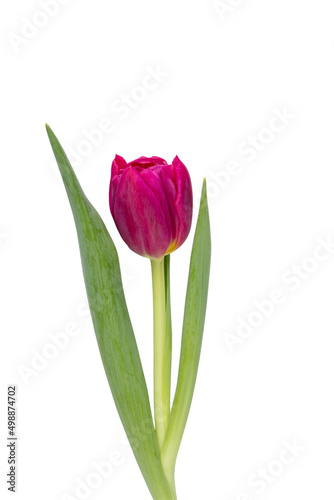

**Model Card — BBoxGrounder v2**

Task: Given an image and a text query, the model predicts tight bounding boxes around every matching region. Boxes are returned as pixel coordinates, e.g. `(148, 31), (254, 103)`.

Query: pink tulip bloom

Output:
(109, 155), (193, 259)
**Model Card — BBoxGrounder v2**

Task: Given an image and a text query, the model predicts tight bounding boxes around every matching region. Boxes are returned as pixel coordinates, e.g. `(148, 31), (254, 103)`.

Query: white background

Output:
(1, 1), (334, 499)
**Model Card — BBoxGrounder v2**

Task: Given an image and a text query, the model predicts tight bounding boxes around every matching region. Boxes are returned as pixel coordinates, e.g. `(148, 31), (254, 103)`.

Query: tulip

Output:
(47, 125), (211, 500)
(109, 155), (193, 260)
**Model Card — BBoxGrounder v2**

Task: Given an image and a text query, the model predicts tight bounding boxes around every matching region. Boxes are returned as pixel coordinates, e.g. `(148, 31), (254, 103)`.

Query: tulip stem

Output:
(151, 256), (172, 452)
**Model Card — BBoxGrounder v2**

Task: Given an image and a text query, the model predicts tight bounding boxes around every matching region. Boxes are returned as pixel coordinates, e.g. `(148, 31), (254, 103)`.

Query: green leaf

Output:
(161, 180), (211, 482)
(45, 125), (175, 500)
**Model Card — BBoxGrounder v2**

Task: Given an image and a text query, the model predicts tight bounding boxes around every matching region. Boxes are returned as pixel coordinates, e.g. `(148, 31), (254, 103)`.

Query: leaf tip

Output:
(200, 178), (208, 207)
(45, 123), (54, 139)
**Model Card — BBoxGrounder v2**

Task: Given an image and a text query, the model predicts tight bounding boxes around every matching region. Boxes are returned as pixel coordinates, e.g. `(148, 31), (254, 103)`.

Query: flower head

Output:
(109, 155), (193, 259)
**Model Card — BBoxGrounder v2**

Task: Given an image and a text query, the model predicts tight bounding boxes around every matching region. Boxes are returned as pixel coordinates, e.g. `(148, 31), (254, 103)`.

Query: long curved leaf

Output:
(46, 125), (174, 500)
(161, 180), (211, 480)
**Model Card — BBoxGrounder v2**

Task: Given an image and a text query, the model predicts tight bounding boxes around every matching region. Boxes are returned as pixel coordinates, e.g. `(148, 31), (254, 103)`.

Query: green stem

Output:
(151, 256), (172, 450)
(151, 256), (177, 499)
(162, 463), (177, 500)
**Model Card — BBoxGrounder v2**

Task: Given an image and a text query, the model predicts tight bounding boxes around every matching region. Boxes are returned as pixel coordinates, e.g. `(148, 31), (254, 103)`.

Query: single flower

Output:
(109, 155), (193, 259)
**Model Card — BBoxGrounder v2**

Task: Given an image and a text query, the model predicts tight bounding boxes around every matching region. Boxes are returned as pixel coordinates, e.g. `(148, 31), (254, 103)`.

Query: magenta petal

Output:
(159, 167), (178, 242)
(161, 156), (193, 250)
(128, 156), (168, 169)
(109, 174), (121, 215)
(112, 155), (127, 177)
(139, 167), (173, 236)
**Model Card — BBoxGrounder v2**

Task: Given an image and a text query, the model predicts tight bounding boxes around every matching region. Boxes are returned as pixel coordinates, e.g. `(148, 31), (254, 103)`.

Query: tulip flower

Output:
(47, 125), (211, 500)
(109, 154), (193, 461)
(109, 155), (193, 260)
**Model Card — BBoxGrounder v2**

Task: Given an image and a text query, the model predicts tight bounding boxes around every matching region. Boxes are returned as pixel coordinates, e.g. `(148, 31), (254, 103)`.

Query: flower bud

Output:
(109, 155), (193, 259)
